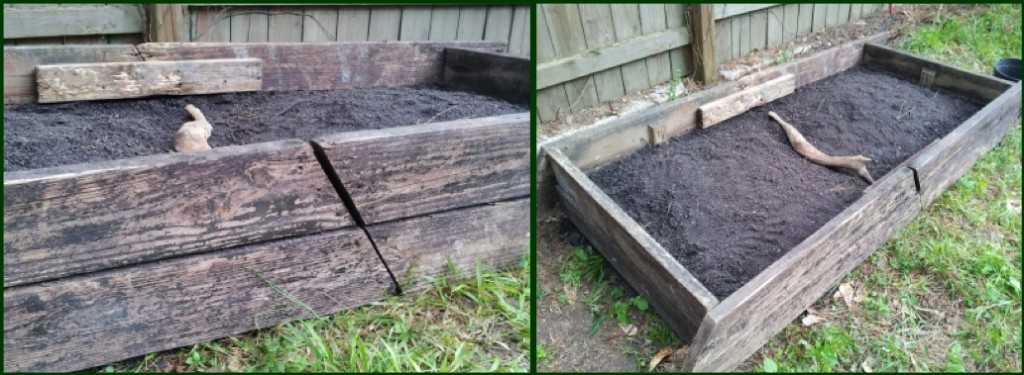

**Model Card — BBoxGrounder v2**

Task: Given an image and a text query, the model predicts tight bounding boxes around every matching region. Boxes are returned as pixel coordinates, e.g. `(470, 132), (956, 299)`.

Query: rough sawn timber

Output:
(36, 58), (263, 103)
(682, 168), (921, 371)
(371, 199), (529, 292)
(136, 41), (507, 92)
(3, 139), (350, 287)
(314, 113), (530, 225)
(863, 43), (1012, 102)
(4, 45), (142, 104)
(548, 148), (718, 340)
(3, 228), (392, 372)
(442, 48), (530, 104)
(699, 73), (795, 128)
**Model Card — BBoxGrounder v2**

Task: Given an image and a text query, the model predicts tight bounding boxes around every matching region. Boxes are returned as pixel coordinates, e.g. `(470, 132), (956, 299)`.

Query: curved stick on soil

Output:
(767, 111), (874, 184)
(175, 104), (214, 153)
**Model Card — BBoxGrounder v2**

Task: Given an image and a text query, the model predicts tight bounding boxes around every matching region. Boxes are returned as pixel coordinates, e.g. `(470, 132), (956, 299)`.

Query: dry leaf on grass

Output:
(834, 282), (859, 307)
(802, 313), (823, 326)
(618, 323), (638, 336)
(862, 362), (874, 372)
(648, 347), (674, 371)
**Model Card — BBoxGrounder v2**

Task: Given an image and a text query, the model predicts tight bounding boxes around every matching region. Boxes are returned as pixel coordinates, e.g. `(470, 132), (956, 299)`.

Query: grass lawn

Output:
(103, 258), (530, 372)
(543, 4), (1020, 372)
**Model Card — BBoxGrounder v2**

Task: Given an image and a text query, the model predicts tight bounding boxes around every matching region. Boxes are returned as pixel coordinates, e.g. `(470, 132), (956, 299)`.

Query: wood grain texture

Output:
(367, 6), (401, 41)
(611, 4), (651, 93)
(507, 6), (530, 56)
(578, 4), (626, 103)
(909, 82), (1021, 206)
(398, 6), (431, 41)
(548, 148), (718, 341)
(229, 7), (270, 43)
(4, 45), (142, 104)
(36, 58), (262, 103)
(536, 29), (691, 90)
(640, 4), (673, 85)
(192, 7), (230, 43)
(336, 7), (371, 41)
(4, 4), (144, 39)
(267, 7), (304, 42)
(3, 228), (392, 372)
(149, 4), (188, 43)
(302, 7), (339, 42)
(136, 41), (506, 92)
(691, 4), (717, 85)
(543, 4), (598, 110)
(699, 74), (795, 128)
(863, 43), (1012, 102)
(684, 168), (921, 371)
(3, 140), (350, 287)
(315, 113), (530, 225)
(442, 48), (529, 104)
(372, 199), (529, 292)
(714, 4), (777, 20)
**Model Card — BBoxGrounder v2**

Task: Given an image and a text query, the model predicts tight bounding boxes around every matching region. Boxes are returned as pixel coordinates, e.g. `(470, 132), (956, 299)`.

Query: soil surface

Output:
(588, 65), (982, 299)
(4, 85), (526, 171)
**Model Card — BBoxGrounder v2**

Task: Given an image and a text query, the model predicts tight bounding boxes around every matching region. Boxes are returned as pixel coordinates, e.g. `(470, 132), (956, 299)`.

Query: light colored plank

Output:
(138, 41), (505, 92)
(229, 7), (269, 42)
(4, 45), (142, 104)
(849, 3), (864, 21)
(36, 58), (262, 103)
(536, 8), (570, 122)
(508, 5), (530, 56)
(731, 17), (741, 59)
(812, 4), (827, 32)
(684, 169), (922, 371)
(543, 4), (597, 110)
(579, 4), (626, 102)
(537, 29), (690, 90)
(302, 7), (338, 42)
(483, 6), (513, 43)
(4, 4), (144, 39)
(62, 35), (107, 45)
(698, 73), (795, 128)
(713, 4), (777, 20)
(714, 19), (731, 64)
(750, 10), (768, 52)
(192, 7), (231, 42)
(3, 140), (350, 287)
(782, 4), (799, 42)
(429, 6), (460, 41)
(738, 13), (751, 57)
(665, 4), (691, 79)
(611, 4), (650, 93)
(3, 228), (391, 372)
(838, 3), (852, 24)
(398, 6), (431, 41)
(798, 4), (814, 36)
(456, 6), (487, 41)
(106, 34), (143, 45)
(767, 6), (783, 47)
(373, 199), (529, 292)
(826, 3), (841, 27)
(337, 6), (370, 41)
(267, 6), (303, 42)
(640, 4), (672, 85)
(314, 113), (530, 225)
(548, 147), (718, 341)
(149, 4), (188, 42)
(367, 6), (400, 41)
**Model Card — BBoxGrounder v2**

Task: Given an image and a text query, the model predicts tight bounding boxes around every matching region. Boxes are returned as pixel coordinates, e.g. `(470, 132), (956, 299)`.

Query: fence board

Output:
(715, 19), (731, 63)
(580, 4), (626, 102)
(610, 4), (649, 93)
(849, 3), (863, 21)
(193, 7), (230, 42)
(429, 7), (460, 41)
(107, 34), (144, 45)
(303, 7), (338, 42)
(399, 6), (431, 41)
(713, 4), (777, 20)
(483, 6), (513, 43)
(456, 6), (487, 41)
(798, 4), (814, 36)
(267, 7), (303, 42)
(537, 7), (570, 122)
(812, 4), (827, 32)
(4, 4), (144, 39)
(783, 4), (799, 42)
(640, 4), (672, 85)
(336, 7), (370, 41)
(666, 4), (691, 78)
(750, 10), (768, 52)
(544, 4), (598, 111)
(367, 6), (400, 41)
(508, 6), (530, 56)
(738, 14), (751, 57)
(537, 29), (690, 90)
(767, 6), (783, 47)
(838, 4), (852, 24)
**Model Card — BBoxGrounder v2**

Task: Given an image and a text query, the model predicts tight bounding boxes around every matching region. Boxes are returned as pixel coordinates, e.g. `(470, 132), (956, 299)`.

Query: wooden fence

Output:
(537, 4), (887, 122)
(3, 4), (530, 57)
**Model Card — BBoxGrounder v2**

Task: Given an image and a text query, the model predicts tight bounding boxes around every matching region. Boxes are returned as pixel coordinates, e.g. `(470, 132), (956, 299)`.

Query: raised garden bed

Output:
(541, 33), (1021, 371)
(3, 42), (529, 372)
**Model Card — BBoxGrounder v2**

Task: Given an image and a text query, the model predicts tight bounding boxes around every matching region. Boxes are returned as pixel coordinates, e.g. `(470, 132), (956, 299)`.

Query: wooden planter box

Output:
(3, 42), (529, 372)
(541, 33), (1021, 371)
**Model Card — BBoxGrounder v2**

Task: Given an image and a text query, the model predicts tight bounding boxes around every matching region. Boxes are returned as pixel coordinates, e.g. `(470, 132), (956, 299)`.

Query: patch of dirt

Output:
(588, 65), (981, 298)
(4, 86), (526, 171)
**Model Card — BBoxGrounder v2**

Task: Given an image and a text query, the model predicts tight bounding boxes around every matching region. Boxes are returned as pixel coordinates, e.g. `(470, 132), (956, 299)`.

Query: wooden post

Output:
(148, 4), (188, 42)
(691, 4), (717, 85)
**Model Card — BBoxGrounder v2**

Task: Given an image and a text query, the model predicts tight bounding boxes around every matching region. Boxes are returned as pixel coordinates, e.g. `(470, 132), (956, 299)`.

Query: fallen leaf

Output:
(618, 323), (637, 336)
(802, 313), (822, 326)
(862, 362), (874, 373)
(648, 347), (673, 371)
(834, 282), (856, 307)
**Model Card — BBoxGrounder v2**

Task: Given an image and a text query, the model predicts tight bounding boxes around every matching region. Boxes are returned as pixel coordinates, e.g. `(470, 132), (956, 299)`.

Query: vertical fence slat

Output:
(337, 6), (370, 41)
(399, 6), (431, 41)
(303, 7), (338, 42)
(798, 4), (814, 36)
(367, 6), (400, 41)
(483, 6), (512, 43)
(750, 10), (768, 52)
(536, 5), (571, 122)
(665, 4), (692, 79)
(456, 6), (487, 41)
(268, 7), (303, 42)
(579, 4), (626, 102)
(193, 7), (230, 42)
(639, 4), (673, 85)
(544, 4), (598, 111)
(508, 5), (530, 56)
(783, 4), (799, 42)
(429, 7), (460, 41)
(767, 6), (783, 48)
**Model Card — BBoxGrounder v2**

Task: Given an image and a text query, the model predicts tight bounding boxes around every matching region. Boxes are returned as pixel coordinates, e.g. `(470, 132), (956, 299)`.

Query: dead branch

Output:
(174, 104), (213, 153)
(768, 111), (875, 183)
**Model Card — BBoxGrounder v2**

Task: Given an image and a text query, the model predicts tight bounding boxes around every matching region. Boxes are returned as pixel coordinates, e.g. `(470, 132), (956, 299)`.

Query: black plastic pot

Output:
(994, 58), (1021, 82)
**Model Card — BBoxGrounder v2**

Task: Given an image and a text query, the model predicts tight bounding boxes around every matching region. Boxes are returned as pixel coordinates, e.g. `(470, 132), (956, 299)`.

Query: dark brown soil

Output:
(588, 65), (982, 299)
(4, 85), (525, 171)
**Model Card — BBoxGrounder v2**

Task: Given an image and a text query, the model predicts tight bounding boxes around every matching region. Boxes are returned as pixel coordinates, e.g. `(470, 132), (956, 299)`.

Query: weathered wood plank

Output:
(372, 199), (529, 292)
(107, 34), (144, 45)
(4, 4), (144, 39)
(579, 4), (626, 103)
(782, 4), (799, 42)
(641, 4), (673, 85)
(767, 6), (784, 48)
(483, 6), (513, 44)
(314, 113), (530, 225)
(543, 4), (598, 110)
(508, 5), (530, 56)
(456, 6), (488, 41)
(665, 4), (691, 79)
(192, 7), (230, 42)
(398, 6), (431, 41)
(691, 4), (717, 85)
(3, 140), (350, 287)
(714, 19), (732, 64)
(367, 6), (400, 41)
(336, 6), (371, 41)
(838, 3), (852, 24)
(536, 29), (691, 90)
(302, 7), (339, 42)
(36, 58), (262, 103)
(4, 45), (142, 104)
(443, 48), (529, 104)
(750, 10), (768, 52)
(149, 4), (188, 43)
(797, 4), (814, 36)
(548, 148), (718, 341)
(610, 4), (651, 93)
(699, 74), (795, 128)
(536, 7), (571, 122)
(684, 168), (921, 371)
(267, 7), (304, 42)
(713, 4), (777, 20)
(3, 228), (392, 372)
(812, 4), (827, 32)
(910, 83), (1021, 206)
(863, 43), (1012, 102)
(429, 7), (460, 41)
(136, 41), (506, 92)
(228, 7), (270, 43)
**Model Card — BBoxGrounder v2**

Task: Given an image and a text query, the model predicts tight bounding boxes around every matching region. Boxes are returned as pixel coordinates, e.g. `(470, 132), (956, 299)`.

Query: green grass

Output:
(756, 4), (1022, 372)
(106, 258), (530, 372)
